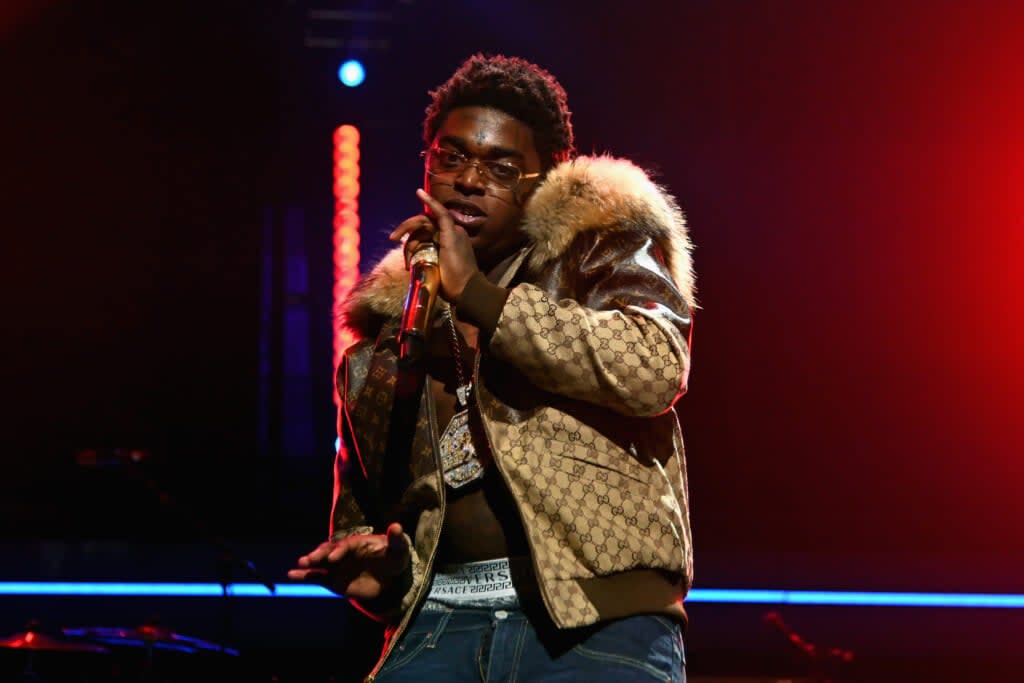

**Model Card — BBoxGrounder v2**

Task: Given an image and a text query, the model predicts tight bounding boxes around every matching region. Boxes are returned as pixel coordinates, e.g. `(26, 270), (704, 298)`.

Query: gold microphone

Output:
(397, 242), (440, 365)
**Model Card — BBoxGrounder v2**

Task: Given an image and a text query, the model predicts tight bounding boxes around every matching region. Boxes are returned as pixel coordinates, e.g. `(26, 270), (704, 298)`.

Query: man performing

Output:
(289, 53), (697, 682)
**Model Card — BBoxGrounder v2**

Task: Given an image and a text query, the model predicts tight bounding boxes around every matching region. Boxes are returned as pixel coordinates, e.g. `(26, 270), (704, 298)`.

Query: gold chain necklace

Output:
(445, 308), (473, 409)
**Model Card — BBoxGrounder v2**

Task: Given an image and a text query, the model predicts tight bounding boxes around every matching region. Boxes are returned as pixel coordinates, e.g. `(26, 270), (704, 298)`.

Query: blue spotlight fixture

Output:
(338, 59), (365, 87)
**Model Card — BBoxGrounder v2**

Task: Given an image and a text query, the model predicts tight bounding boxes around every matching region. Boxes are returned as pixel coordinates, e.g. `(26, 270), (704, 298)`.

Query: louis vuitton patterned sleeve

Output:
(326, 339), (427, 624)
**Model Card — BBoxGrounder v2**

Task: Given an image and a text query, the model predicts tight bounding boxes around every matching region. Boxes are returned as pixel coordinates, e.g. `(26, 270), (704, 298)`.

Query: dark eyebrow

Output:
(438, 135), (524, 161)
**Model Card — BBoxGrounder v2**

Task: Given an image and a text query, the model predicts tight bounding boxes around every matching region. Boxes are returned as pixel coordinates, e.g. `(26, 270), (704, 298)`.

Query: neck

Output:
(482, 246), (528, 284)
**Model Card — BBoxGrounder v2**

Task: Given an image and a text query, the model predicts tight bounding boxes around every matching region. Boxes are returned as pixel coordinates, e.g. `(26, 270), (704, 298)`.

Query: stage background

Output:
(2, 1), (1022, 681)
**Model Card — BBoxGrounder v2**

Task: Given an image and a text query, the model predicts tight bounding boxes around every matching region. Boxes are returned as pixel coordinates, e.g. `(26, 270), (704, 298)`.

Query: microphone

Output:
(397, 241), (440, 366)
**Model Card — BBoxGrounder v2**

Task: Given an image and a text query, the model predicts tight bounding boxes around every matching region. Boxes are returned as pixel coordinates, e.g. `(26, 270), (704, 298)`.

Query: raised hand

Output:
(388, 189), (481, 303)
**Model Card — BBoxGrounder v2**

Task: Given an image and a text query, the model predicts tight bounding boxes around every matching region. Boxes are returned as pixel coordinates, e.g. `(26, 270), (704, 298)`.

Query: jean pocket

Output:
(377, 609), (452, 676)
(570, 615), (684, 682)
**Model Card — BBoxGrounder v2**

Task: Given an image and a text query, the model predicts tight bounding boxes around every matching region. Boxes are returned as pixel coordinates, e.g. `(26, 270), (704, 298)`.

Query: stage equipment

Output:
(61, 623), (238, 656)
(1, 621), (110, 683)
(764, 611), (854, 683)
(58, 619), (241, 683)
(1, 622), (108, 653)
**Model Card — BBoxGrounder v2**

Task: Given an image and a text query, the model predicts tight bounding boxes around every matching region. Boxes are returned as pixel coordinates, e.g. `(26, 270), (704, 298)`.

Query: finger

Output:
(386, 522), (405, 545)
(328, 533), (389, 563)
(416, 189), (464, 246)
(287, 567), (328, 583)
(327, 539), (357, 563)
(405, 227), (436, 252)
(386, 523), (409, 558)
(416, 189), (450, 226)
(389, 214), (434, 242)
(298, 541), (336, 567)
(388, 215), (421, 241)
(405, 221), (442, 269)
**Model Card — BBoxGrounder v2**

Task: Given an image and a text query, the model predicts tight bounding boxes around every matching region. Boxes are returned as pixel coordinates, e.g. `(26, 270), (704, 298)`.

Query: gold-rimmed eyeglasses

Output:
(421, 145), (540, 190)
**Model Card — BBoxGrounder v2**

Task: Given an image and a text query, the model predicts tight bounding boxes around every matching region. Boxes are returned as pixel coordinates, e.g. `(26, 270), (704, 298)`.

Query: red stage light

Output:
(332, 125), (361, 408)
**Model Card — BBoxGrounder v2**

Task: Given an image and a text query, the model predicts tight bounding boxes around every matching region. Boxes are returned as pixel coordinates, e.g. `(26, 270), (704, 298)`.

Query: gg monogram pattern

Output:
(478, 268), (693, 626)
(490, 283), (688, 418)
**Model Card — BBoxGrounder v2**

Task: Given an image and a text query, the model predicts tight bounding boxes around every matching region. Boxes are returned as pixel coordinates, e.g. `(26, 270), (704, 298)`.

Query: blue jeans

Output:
(374, 605), (685, 682)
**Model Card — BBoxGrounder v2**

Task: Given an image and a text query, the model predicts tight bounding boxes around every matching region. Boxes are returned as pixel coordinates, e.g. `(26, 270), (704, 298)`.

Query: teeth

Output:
(448, 204), (482, 217)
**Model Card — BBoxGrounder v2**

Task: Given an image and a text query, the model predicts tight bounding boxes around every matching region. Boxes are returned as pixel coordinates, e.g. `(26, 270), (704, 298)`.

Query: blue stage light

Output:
(3, 583), (1024, 607)
(338, 59), (365, 87)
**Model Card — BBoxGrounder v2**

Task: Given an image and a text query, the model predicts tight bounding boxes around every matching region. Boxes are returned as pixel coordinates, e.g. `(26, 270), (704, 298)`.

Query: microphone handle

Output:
(398, 243), (440, 365)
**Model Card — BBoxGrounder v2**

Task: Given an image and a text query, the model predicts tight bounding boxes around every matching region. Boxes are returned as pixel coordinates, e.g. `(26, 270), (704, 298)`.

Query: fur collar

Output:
(341, 155), (695, 339)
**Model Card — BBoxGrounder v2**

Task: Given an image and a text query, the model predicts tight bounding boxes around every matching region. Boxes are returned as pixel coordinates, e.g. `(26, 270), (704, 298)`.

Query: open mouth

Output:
(445, 200), (487, 228)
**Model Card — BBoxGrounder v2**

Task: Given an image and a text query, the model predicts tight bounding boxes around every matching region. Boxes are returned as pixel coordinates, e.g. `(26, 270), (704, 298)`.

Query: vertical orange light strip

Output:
(332, 125), (361, 406)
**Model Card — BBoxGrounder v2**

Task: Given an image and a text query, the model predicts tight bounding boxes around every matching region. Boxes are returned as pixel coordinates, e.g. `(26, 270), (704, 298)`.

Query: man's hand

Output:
(388, 189), (480, 303)
(287, 522), (410, 601)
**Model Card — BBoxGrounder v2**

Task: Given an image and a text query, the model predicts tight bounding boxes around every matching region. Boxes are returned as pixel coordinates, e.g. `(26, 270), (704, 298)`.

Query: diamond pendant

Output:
(439, 409), (484, 489)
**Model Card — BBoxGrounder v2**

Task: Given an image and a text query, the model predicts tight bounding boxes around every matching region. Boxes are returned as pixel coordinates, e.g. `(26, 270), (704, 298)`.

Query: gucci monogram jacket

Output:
(332, 155), (696, 674)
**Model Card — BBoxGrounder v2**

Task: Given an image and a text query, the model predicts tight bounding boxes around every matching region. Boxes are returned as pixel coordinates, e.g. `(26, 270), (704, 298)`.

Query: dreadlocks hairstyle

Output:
(423, 54), (575, 170)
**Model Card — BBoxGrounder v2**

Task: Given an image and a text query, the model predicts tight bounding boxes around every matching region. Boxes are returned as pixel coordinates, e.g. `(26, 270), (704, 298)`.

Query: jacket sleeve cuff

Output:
(455, 271), (510, 337)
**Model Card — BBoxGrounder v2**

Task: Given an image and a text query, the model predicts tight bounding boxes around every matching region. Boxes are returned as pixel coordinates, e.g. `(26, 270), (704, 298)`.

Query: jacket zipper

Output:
(365, 388), (447, 682)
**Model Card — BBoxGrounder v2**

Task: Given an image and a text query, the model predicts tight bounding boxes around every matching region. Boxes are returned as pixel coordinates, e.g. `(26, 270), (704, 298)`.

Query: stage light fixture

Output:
(332, 124), (361, 409)
(338, 59), (365, 87)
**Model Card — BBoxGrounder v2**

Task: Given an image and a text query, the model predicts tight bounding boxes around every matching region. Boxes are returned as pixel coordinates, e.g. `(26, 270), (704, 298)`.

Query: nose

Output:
(453, 160), (487, 195)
